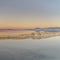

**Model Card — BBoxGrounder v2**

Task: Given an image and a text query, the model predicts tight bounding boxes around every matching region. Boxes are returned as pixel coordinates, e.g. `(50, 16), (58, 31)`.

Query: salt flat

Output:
(0, 36), (60, 60)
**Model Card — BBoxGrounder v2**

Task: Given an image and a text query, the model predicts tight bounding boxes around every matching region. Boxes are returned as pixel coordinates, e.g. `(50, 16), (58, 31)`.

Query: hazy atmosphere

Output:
(0, 0), (60, 60)
(0, 0), (60, 28)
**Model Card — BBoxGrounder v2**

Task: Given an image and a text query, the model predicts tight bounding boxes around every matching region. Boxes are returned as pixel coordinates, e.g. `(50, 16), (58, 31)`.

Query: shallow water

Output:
(0, 36), (60, 60)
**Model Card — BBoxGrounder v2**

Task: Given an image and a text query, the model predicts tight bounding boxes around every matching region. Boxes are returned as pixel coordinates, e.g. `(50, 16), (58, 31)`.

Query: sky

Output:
(0, 0), (60, 28)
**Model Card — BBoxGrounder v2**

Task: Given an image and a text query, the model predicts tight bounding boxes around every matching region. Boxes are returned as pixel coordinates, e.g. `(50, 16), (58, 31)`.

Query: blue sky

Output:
(0, 0), (60, 28)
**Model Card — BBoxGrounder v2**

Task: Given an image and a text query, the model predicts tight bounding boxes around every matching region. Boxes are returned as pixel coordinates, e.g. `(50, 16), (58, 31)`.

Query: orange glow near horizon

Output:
(0, 16), (60, 28)
(0, 21), (60, 28)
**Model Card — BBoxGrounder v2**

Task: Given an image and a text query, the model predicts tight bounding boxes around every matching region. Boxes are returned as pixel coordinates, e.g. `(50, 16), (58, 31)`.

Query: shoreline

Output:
(0, 32), (60, 39)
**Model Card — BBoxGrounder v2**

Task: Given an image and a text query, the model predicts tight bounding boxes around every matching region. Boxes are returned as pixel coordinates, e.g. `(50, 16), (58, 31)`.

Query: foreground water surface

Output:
(0, 36), (60, 60)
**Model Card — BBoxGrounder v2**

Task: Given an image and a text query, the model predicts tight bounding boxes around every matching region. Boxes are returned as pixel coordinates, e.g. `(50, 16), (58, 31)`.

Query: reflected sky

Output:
(0, 36), (60, 60)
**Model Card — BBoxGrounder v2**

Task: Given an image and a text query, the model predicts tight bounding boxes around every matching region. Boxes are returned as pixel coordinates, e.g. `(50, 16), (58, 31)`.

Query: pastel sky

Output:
(0, 0), (60, 28)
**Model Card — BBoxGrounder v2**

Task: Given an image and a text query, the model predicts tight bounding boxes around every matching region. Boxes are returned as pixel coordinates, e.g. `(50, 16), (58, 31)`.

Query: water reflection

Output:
(0, 31), (34, 36)
(0, 48), (56, 60)
(0, 37), (60, 60)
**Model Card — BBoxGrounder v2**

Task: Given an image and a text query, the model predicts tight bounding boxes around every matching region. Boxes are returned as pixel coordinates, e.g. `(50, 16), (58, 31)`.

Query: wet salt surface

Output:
(0, 36), (60, 60)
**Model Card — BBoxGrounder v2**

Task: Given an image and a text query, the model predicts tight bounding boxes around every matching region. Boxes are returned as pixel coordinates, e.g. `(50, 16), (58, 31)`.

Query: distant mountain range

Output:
(0, 28), (33, 32)
(0, 27), (60, 32)
(34, 27), (60, 32)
